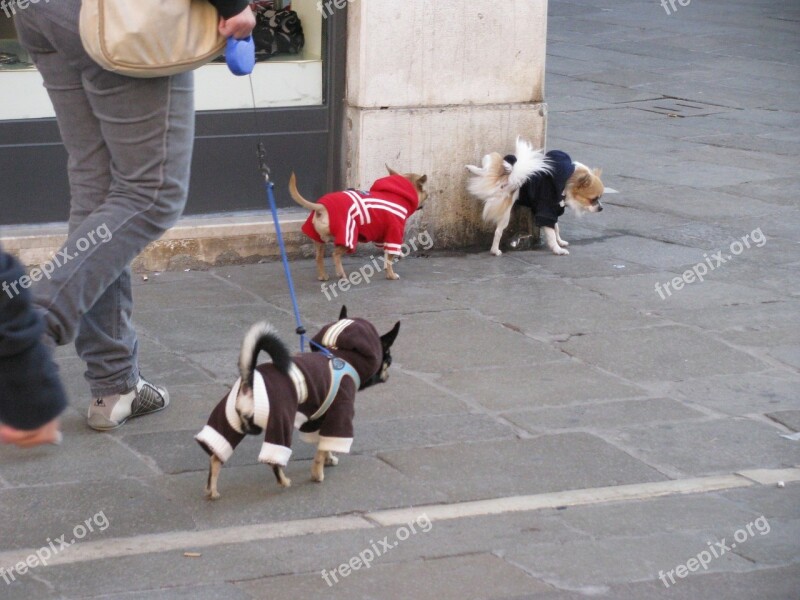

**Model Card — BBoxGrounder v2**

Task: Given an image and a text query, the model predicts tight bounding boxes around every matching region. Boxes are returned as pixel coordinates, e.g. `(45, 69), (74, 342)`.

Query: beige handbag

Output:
(80, 0), (226, 78)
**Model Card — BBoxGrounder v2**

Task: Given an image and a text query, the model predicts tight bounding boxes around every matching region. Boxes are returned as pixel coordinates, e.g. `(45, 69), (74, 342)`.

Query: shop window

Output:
(0, 0), (324, 121)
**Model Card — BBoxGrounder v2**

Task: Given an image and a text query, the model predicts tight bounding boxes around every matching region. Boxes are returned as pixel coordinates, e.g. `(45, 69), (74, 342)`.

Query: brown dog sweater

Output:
(196, 318), (382, 466)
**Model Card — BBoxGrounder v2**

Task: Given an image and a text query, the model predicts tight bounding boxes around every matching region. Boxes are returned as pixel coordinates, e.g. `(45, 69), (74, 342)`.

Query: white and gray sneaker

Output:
(87, 378), (170, 431)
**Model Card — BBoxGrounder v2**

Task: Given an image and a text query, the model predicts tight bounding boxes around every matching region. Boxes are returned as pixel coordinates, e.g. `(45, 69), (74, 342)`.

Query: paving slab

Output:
(88, 584), (252, 600)
(434, 276), (660, 337)
(379, 435), (667, 503)
(558, 325), (769, 382)
(505, 398), (706, 433)
(158, 456), (448, 528)
(435, 361), (647, 412)
(766, 410), (800, 433)
(730, 518), (800, 566)
(669, 372), (800, 416)
(0, 431), (154, 487)
(234, 553), (551, 600)
(505, 531), (755, 591)
(523, 565), (800, 600)
(0, 478), (197, 553)
(393, 310), (567, 372)
(557, 492), (763, 538)
(720, 483), (800, 521)
(608, 419), (800, 476)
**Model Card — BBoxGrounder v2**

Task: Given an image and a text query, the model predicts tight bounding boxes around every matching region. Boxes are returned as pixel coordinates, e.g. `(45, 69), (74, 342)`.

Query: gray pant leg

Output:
(15, 10), (194, 396)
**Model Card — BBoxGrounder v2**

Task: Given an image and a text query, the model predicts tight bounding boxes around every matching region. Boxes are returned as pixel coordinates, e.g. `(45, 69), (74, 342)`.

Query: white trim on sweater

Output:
(195, 426), (235, 463)
(258, 442), (292, 466)
(224, 379), (244, 434)
(317, 436), (353, 453)
(252, 371), (270, 431)
(288, 363), (308, 404)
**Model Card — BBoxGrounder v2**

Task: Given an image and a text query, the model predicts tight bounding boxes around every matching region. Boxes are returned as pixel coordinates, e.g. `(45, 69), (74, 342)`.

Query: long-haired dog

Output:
(290, 167), (429, 281)
(467, 138), (604, 256)
(196, 306), (400, 500)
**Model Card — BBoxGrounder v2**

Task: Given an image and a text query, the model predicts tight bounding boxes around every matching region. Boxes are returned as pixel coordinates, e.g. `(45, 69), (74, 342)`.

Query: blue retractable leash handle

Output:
(225, 36), (256, 76)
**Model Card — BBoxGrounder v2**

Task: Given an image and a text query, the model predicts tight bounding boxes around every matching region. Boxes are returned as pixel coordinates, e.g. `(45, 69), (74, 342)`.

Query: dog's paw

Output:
(325, 453), (339, 466)
(312, 471), (324, 483)
(206, 490), (220, 501)
(279, 477), (292, 489)
(558, 239), (570, 248)
(491, 248), (503, 256)
(386, 272), (401, 280)
(318, 273), (330, 282)
(552, 247), (570, 256)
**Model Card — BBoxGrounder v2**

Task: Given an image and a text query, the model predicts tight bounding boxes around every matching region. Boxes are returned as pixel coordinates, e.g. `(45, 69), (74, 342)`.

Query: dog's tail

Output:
(508, 137), (550, 190)
(238, 322), (292, 393)
(289, 173), (324, 212)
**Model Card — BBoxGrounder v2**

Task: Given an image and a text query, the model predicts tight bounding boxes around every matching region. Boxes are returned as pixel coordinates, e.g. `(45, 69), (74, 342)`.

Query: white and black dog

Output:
(467, 137), (605, 256)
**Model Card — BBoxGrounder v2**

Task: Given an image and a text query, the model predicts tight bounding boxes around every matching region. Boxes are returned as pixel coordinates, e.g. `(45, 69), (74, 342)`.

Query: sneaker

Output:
(87, 377), (170, 431)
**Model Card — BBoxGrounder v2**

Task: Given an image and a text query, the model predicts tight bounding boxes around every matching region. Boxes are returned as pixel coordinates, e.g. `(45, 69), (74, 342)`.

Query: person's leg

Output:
(15, 10), (194, 425)
(14, 13), (140, 397)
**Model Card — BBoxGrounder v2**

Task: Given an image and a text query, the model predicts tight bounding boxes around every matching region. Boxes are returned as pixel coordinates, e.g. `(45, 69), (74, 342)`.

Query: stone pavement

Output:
(2, 0), (799, 598)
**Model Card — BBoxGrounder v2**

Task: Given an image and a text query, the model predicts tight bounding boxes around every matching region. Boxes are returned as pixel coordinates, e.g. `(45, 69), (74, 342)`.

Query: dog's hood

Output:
(370, 175), (420, 213)
(312, 318), (383, 381)
(545, 151), (575, 193)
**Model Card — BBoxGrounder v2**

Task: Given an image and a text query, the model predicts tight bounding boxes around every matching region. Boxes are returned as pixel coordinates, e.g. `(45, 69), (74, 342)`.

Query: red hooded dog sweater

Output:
(301, 174), (419, 256)
(195, 318), (382, 467)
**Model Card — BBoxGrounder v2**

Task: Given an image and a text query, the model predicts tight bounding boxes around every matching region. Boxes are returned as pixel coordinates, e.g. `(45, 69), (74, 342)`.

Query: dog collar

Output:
(308, 357), (361, 421)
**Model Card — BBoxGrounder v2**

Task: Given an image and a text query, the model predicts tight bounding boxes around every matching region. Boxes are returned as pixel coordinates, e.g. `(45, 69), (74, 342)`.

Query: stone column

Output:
(345, 0), (548, 248)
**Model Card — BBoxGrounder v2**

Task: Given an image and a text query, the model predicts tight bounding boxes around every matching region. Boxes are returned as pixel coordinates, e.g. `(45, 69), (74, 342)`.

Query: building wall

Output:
(345, 0), (549, 248)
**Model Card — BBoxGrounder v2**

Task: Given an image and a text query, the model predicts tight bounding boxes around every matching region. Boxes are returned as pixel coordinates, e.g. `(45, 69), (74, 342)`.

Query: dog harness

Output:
(301, 174), (420, 255)
(196, 318), (382, 467)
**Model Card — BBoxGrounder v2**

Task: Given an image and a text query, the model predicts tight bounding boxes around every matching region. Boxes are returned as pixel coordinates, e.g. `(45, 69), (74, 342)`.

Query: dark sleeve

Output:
(0, 249), (68, 430)
(207, 0), (251, 19)
(533, 180), (561, 228)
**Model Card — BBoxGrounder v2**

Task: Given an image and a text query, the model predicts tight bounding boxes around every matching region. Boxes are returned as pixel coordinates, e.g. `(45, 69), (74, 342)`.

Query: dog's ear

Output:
(593, 168), (603, 177)
(381, 321), (401, 350)
(386, 164), (401, 177)
(577, 173), (593, 188)
(416, 174), (428, 187)
(339, 305), (348, 320)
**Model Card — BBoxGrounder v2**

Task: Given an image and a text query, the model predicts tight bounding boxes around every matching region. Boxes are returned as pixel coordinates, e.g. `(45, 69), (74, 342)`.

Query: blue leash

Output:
(229, 46), (335, 360)
(257, 143), (332, 358)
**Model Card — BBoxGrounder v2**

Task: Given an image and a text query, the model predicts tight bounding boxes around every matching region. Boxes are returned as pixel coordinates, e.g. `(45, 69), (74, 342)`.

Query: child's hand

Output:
(0, 418), (61, 448)
(219, 6), (257, 40)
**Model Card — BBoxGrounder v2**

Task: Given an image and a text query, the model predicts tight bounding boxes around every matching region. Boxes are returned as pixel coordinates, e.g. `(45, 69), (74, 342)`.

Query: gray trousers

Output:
(15, 6), (194, 396)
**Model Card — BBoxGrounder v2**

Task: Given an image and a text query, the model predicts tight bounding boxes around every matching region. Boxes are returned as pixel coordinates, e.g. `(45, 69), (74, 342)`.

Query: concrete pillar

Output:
(345, 0), (548, 248)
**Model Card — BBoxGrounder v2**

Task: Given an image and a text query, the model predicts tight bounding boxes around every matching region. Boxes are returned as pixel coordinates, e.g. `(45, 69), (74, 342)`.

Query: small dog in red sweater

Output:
(290, 167), (429, 281)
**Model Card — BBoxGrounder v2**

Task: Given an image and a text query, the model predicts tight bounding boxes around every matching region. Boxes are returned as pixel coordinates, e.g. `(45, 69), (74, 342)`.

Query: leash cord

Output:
(258, 143), (334, 359)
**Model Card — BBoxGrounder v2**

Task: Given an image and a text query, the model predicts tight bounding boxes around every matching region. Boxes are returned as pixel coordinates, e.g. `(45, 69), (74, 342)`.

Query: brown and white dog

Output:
(290, 167), (428, 281)
(467, 138), (604, 256)
(196, 307), (400, 500)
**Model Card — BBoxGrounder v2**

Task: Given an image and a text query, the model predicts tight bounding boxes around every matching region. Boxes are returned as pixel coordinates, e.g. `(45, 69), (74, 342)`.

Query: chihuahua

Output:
(290, 167), (428, 281)
(196, 307), (400, 500)
(467, 137), (604, 256)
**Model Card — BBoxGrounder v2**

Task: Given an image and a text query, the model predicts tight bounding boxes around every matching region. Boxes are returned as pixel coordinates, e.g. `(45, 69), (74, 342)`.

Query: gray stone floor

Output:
(2, 0), (799, 598)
